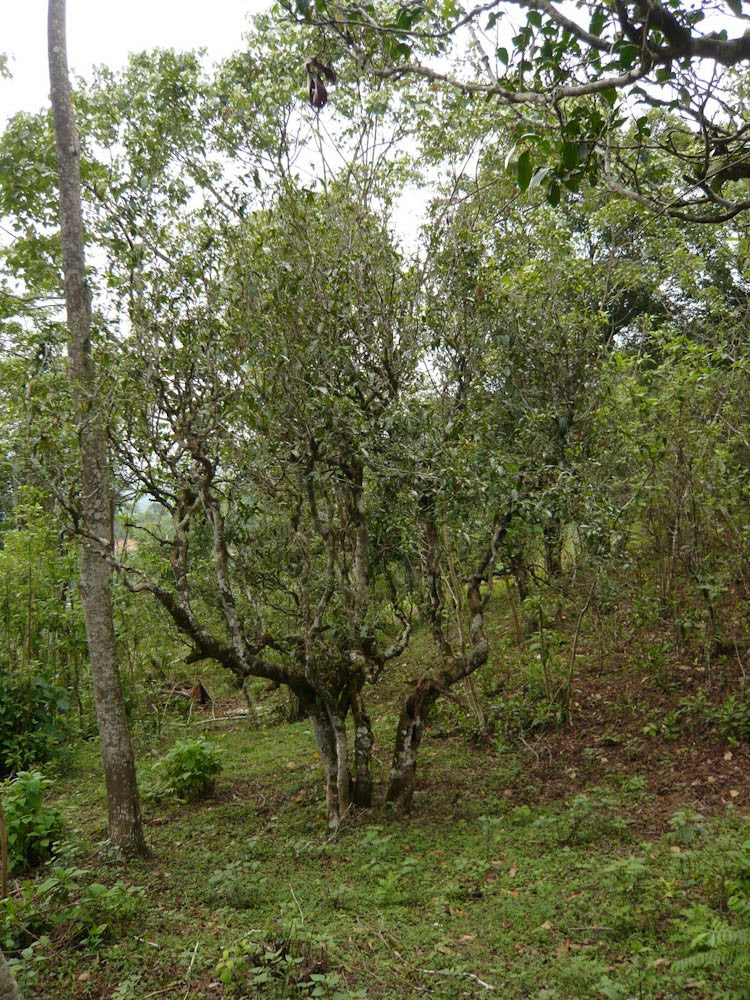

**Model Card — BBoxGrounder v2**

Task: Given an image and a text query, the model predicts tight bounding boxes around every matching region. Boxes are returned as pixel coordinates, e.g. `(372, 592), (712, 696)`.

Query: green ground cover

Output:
(3, 698), (749, 999)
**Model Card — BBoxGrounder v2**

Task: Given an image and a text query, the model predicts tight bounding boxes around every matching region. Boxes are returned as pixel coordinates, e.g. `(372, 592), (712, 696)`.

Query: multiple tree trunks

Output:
(47, 0), (146, 856)
(305, 689), (376, 830)
(43, 1), (505, 833)
(308, 702), (352, 832)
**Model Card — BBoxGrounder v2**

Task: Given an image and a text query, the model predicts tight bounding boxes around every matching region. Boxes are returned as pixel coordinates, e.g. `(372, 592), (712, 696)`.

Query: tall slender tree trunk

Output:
(48, 0), (146, 856)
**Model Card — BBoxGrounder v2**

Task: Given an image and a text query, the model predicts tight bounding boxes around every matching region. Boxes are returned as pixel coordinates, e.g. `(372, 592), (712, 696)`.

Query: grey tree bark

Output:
(47, 0), (146, 855)
(0, 948), (23, 1000)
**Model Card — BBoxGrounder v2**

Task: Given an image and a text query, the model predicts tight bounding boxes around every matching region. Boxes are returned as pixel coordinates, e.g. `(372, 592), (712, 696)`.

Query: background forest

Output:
(1, 1), (750, 997)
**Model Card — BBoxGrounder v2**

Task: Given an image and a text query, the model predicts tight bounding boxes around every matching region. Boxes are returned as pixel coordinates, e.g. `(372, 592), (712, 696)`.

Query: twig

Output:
(559, 574), (598, 721)
(420, 968), (495, 990)
(194, 714), (251, 725)
(133, 936), (161, 948)
(324, 803), (353, 843)
(182, 939), (201, 1000)
(141, 983), (181, 998)
(519, 735), (541, 764)
(290, 884), (305, 923)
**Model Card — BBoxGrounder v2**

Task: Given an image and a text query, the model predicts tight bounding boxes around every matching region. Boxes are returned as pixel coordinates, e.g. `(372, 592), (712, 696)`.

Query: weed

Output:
(207, 859), (269, 910)
(1, 770), (63, 871)
(673, 901), (750, 997)
(493, 679), (567, 747)
(372, 855), (420, 907)
(642, 707), (682, 740)
(552, 791), (632, 846)
(0, 864), (143, 952)
(146, 735), (224, 801)
(477, 814), (503, 860)
(217, 916), (367, 998)
(668, 808), (707, 847)
(707, 693), (750, 743)
(358, 827), (395, 868)
(603, 853), (649, 894)
(0, 673), (70, 778)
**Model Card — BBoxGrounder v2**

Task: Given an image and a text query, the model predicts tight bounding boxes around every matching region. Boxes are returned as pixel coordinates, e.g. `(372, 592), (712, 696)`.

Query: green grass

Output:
(4, 707), (750, 1000)
(5, 590), (750, 999)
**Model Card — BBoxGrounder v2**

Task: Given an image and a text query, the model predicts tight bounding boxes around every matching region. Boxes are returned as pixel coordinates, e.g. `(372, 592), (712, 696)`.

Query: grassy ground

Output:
(4, 599), (750, 998)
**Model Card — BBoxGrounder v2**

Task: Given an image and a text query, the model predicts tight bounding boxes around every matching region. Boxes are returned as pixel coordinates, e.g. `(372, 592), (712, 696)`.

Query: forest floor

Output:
(6, 601), (750, 999)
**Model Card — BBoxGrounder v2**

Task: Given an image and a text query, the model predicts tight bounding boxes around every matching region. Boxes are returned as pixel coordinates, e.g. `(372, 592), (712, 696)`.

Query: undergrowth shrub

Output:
(668, 808), (707, 847)
(674, 902), (750, 997)
(552, 791), (632, 846)
(147, 736), (224, 801)
(207, 859), (269, 910)
(706, 693), (750, 742)
(640, 688), (750, 744)
(671, 839), (750, 996)
(0, 672), (70, 777)
(2, 770), (63, 871)
(0, 863), (144, 953)
(217, 915), (366, 998)
(492, 671), (567, 747)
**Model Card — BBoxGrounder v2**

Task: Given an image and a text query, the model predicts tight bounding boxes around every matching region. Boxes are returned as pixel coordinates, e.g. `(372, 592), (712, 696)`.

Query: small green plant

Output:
(642, 708), (682, 740)
(358, 827), (395, 868)
(477, 815), (503, 860)
(510, 804), (534, 826)
(207, 859), (269, 910)
(673, 902), (750, 995)
(147, 736), (224, 801)
(668, 808), (707, 847)
(603, 854), (649, 894)
(710, 694), (750, 742)
(372, 855), (420, 907)
(553, 792), (631, 847)
(1, 770), (63, 872)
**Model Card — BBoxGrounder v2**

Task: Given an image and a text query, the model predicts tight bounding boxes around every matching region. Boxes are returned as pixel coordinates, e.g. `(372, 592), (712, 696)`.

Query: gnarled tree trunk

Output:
(385, 680), (441, 816)
(308, 700), (352, 832)
(48, 0), (146, 856)
(351, 692), (373, 808)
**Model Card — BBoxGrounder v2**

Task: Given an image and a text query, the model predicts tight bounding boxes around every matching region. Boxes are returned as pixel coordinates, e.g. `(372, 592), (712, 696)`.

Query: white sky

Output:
(0, 0), (428, 246)
(1, 1), (269, 126)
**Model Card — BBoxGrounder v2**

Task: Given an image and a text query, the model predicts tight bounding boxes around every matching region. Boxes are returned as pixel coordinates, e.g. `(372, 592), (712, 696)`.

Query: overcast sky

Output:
(1, 1), (269, 125)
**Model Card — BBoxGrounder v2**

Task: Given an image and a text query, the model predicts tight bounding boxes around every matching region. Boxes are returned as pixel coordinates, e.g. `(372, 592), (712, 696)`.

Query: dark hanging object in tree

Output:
(309, 73), (328, 108)
(305, 57), (336, 109)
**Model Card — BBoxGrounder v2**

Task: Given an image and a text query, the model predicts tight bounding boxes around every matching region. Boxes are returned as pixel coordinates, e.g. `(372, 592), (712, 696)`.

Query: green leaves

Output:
(1, 771), (64, 872)
(589, 7), (607, 37)
(512, 138), (592, 204)
(147, 737), (224, 802)
(517, 149), (533, 191)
